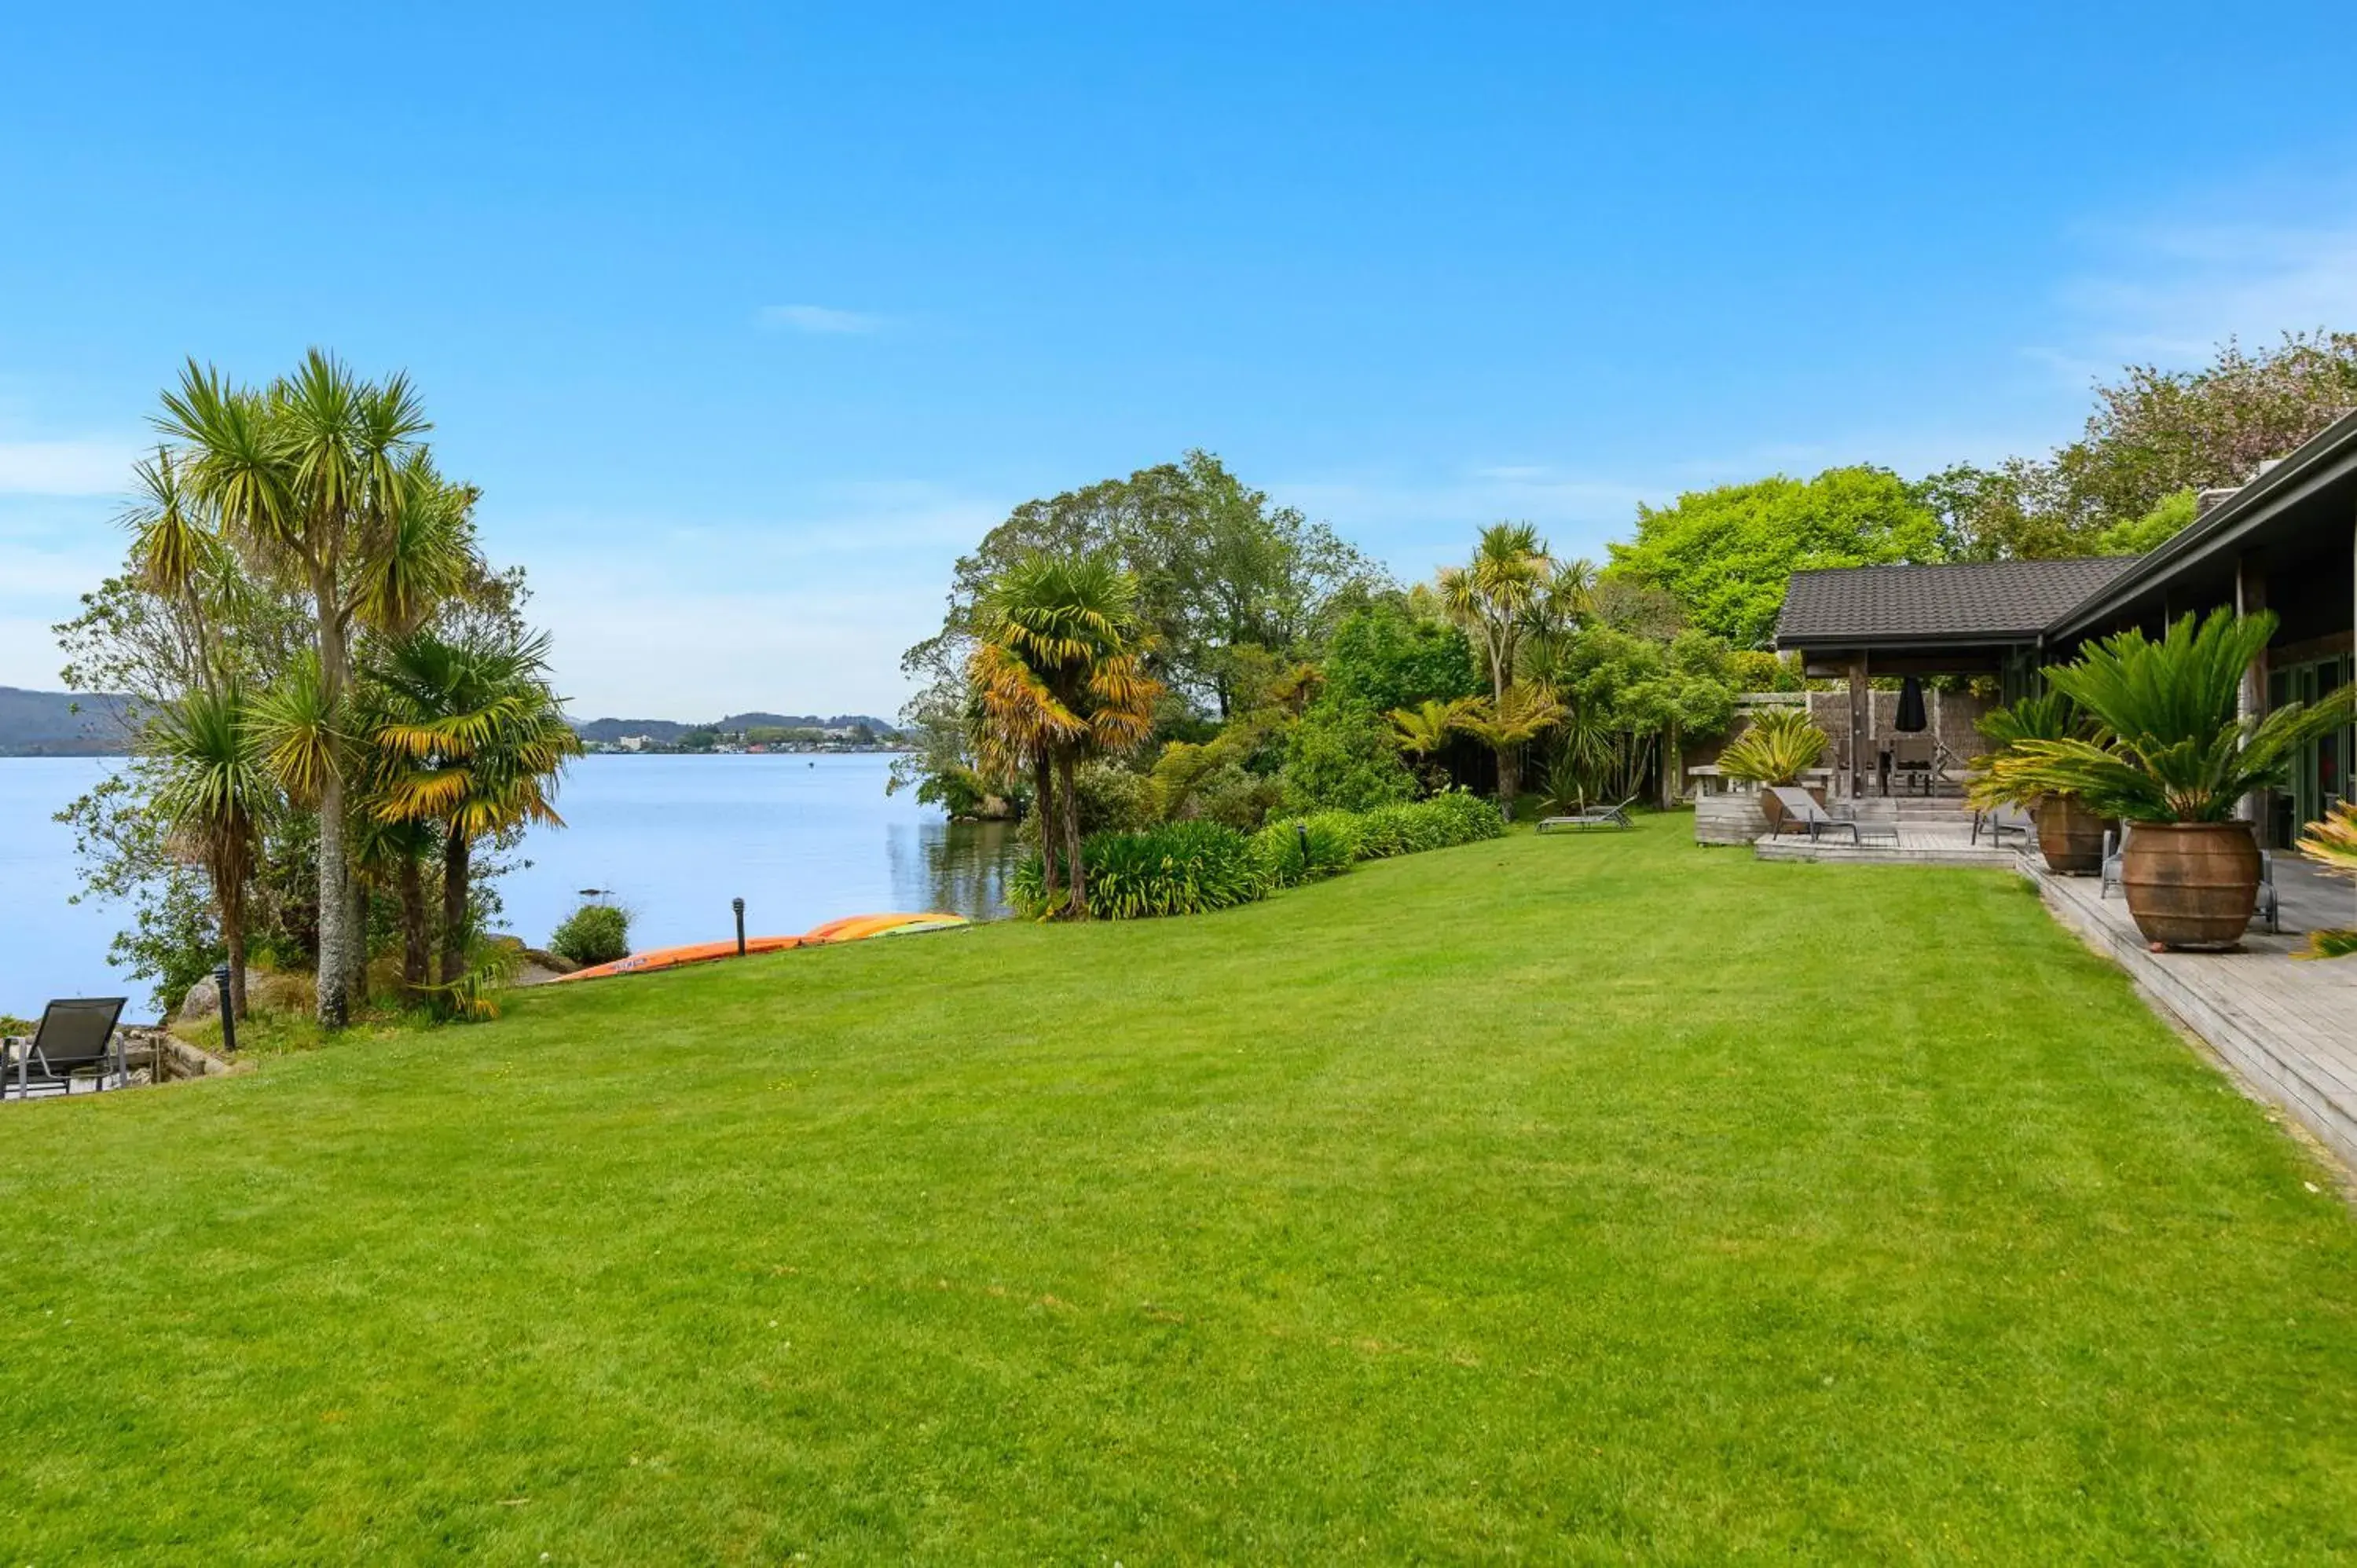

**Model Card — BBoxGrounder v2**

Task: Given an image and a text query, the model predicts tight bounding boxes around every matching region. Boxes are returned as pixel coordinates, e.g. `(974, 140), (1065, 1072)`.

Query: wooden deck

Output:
(1750, 821), (2015, 866)
(2031, 859), (2357, 1170)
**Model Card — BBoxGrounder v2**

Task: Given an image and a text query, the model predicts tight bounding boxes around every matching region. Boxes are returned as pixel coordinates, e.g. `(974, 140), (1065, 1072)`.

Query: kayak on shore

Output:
(551, 912), (968, 983)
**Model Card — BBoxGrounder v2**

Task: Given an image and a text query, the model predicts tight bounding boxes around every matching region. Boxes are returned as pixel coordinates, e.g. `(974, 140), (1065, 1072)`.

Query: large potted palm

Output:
(1969, 691), (2112, 874)
(1997, 610), (2356, 950)
(1717, 707), (1830, 830)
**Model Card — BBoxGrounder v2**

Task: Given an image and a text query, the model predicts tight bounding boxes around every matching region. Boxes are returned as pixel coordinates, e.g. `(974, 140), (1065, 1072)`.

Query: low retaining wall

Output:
(120, 1028), (245, 1085)
(1695, 793), (1769, 845)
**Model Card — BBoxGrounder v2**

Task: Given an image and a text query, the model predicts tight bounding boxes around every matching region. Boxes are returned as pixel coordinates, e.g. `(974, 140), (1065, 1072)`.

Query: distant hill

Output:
(0, 687), (140, 757)
(572, 713), (896, 743)
(714, 713), (896, 733)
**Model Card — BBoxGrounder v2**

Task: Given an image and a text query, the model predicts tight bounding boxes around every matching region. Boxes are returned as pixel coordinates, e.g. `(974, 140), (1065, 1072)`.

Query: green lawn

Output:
(6, 826), (2355, 1562)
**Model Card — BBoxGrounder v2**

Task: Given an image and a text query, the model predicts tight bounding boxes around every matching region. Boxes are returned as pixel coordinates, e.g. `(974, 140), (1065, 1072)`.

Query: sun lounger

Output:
(3, 997), (129, 1101)
(1765, 785), (1898, 845)
(1972, 804), (2033, 848)
(1537, 795), (1637, 832)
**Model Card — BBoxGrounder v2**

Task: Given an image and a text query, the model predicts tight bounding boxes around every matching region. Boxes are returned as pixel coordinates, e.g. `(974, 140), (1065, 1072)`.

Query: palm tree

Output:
(1439, 525), (1573, 815)
(153, 352), (474, 1027)
(351, 814), (439, 1000)
(1385, 698), (1478, 793)
(1519, 556), (1598, 678)
(361, 628), (581, 987)
(149, 685), (269, 1020)
(1438, 523), (1553, 703)
(1455, 681), (1566, 817)
(969, 555), (1160, 916)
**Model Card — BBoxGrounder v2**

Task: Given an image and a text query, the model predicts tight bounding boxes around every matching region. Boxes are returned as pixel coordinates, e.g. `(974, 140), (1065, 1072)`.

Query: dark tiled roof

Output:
(1776, 557), (2141, 647)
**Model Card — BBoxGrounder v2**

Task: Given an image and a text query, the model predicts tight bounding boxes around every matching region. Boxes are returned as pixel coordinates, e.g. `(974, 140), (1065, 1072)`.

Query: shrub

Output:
(550, 903), (631, 967)
(1728, 649), (1805, 692)
(1354, 802), (1445, 858)
(1072, 760), (1157, 835)
(1252, 814), (1359, 888)
(1417, 788), (1508, 846)
(1281, 698), (1417, 813)
(1190, 764), (1285, 831)
(1012, 822), (1266, 920)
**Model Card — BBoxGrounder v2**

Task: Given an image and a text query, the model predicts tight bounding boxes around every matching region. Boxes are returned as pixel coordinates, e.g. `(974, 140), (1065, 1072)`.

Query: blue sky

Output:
(5, 4), (2356, 718)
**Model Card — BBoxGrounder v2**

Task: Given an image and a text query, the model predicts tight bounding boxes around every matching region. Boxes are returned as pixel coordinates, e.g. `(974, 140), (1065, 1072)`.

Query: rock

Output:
(175, 969), (311, 1025)
(175, 972), (254, 1026)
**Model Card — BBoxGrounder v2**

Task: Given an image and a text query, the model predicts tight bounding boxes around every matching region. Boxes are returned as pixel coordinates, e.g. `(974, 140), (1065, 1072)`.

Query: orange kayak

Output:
(554, 932), (803, 983)
(549, 912), (968, 984)
(801, 910), (966, 944)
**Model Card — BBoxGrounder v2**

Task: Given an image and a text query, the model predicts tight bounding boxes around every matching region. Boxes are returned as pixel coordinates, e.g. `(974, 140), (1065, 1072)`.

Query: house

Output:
(1776, 410), (2357, 848)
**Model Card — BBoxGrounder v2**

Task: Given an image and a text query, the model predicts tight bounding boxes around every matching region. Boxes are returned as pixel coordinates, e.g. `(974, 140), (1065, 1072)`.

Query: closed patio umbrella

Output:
(1895, 675), (1928, 733)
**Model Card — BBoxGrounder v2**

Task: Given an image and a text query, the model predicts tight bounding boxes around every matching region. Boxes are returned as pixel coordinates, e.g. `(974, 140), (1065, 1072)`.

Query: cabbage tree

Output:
(153, 352), (475, 1026)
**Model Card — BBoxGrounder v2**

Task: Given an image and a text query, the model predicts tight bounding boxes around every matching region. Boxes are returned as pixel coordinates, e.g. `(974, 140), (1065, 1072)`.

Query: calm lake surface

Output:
(0, 753), (1018, 1019)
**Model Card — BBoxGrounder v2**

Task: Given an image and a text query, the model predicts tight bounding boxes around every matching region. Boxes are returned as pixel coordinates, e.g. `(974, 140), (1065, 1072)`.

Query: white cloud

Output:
(2047, 193), (2357, 371)
(755, 303), (886, 335)
(0, 439), (139, 497)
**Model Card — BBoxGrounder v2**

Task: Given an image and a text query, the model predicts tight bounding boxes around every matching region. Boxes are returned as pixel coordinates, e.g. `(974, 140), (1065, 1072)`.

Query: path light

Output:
(732, 897), (746, 957)
(213, 964), (236, 1055)
(1296, 821), (1310, 871)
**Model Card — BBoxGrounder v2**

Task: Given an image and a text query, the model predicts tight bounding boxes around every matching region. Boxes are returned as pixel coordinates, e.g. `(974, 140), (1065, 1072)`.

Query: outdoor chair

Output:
(1972, 804), (2033, 848)
(1537, 794), (1637, 832)
(2, 998), (129, 1102)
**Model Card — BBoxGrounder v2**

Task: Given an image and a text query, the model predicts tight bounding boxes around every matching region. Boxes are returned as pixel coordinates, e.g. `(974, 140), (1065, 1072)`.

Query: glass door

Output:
(2281, 656), (2352, 836)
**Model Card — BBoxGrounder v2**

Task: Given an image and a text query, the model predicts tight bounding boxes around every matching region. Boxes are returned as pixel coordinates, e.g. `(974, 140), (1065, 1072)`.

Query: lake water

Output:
(0, 753), (1020, 1020)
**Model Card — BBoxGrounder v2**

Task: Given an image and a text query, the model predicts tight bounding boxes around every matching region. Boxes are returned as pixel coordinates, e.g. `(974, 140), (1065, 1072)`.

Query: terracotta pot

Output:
(2119, 821), (2262, 950)
(2035, 793), (2113, 877)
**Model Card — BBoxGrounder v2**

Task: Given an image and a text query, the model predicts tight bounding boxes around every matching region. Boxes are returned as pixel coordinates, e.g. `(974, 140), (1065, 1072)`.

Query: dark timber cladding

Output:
(1772, 408), (2357, 823)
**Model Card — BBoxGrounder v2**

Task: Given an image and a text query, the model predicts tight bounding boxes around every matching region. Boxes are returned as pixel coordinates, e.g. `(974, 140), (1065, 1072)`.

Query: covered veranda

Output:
(1772, 555), (2139, 801)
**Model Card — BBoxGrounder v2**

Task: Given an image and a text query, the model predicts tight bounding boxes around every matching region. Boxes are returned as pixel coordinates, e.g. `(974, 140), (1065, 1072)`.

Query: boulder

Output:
(175, 972), (255, 1026)
(175, 969), (312, 1024)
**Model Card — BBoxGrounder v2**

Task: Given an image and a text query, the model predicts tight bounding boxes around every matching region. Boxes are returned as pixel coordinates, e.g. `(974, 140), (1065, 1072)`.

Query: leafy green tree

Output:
(1434, 524), (1598, 809)
(1322, 599), (1482, 714)
(1546, 627), (1739, 804)
(1454, 683), (1566, 815)
(1281, 700), (1416, 813)
(1606, 467), (1940, 647)
(1925, 332), (2357, 559)
(2093, 488), (2199, 555)
(899, 452), (1384, 810)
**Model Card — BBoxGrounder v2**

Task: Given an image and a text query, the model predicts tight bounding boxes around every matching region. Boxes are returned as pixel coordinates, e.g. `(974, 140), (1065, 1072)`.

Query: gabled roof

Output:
(1776, 557), (2140, 650)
